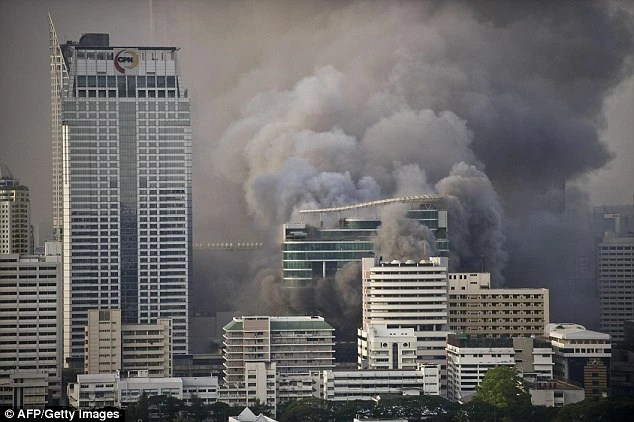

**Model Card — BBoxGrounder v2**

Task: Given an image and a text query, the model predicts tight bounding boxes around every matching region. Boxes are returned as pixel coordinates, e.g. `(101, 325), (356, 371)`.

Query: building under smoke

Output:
(282, 195), (448, 287)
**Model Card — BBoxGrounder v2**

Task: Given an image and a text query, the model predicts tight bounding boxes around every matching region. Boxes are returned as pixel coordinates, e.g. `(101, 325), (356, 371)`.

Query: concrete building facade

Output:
(598, 235), (634, 342)
(446, 334), (554, 402)
(84, 308), (173, 377)
(546, 323), (611, 400)
(447, 273), (550, 337)
(359, 257), (450, 367)
(222, 316), (335, 410)
(311, 364), (441, 401)
(0, 242), (63, 405)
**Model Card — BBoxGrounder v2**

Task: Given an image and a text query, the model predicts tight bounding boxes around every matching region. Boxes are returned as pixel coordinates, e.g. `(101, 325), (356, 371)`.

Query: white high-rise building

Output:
(359, 257), (450, 365)
(49, 17), (192, 364)
(0, 242), (63, 406)
(358, 257), (451, 394)
(0, 164), (32, 255)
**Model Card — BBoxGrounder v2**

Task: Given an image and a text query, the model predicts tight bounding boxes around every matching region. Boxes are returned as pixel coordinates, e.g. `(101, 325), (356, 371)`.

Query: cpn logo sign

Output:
(114, 50), (139, 74)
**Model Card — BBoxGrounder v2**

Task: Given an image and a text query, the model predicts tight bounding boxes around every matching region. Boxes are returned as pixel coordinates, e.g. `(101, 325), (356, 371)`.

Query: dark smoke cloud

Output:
(1, 1), (632, 337)
(202, 1), (631, 331)
(374, 204), (437, 262)
(436, 163), (508, 284)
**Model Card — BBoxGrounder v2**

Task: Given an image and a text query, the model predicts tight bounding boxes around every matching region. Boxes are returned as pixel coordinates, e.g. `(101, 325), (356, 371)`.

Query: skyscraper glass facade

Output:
(51, 25), (191, 363)
(282, 205), (448, 287)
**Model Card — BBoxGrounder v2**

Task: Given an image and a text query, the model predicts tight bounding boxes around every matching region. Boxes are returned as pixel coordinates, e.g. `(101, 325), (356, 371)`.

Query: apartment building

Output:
(447, 273), (549, 337)
(0, 242), (63, 405)
(222, 316), (334, 410)
(84, 308), (172, 377)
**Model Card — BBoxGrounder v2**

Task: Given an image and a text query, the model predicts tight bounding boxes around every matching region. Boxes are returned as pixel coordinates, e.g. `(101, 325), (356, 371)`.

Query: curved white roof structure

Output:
(298, 194), (442, 214)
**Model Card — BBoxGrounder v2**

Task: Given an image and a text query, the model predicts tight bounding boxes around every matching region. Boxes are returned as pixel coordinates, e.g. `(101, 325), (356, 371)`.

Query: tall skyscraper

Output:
(0, 164), (33, 255)
(50, 17), (192, 364)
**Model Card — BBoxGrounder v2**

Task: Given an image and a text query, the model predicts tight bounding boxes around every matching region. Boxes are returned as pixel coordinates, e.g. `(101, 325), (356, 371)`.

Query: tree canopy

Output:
(472, 366), (532, 408)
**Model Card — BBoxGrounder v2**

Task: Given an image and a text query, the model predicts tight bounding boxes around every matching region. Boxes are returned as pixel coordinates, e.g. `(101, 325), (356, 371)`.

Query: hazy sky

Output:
(1, 0), (632, 330)
(0, 0), (632, 236)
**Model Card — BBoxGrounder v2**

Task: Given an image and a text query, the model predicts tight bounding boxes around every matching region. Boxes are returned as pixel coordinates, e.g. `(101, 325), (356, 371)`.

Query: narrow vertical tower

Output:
(49, 14), (68, 242)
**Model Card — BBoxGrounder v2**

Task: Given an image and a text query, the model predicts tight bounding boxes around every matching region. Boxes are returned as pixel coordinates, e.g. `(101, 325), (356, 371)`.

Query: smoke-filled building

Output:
(50, 17), (192, 364)
(282, 195), (448, 287)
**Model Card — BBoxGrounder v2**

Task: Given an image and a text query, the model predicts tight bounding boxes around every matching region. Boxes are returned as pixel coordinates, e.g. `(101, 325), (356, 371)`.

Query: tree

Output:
(472, 366), (531, 409)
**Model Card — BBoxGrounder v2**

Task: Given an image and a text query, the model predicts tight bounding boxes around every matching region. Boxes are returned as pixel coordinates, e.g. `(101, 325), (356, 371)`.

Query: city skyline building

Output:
(598, 234), (634, 342)
(0, 242), (63, 406)
(546, 323), (611, 400)
(358, 257), (451, 393)
(0, 164), (33, 255)
(282, 195), (448, 287)
(447, 272), (550, 337)
(50, 17), (192, 364)
(84, 308), (173, 377)
(222, 316), (335, 412)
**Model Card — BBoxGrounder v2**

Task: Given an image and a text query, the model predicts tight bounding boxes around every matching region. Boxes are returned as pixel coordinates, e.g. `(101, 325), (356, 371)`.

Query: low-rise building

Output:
(446, 334), (555, 401)
(357, 325), (417, 370)
(446, 335), (516, 401)
(119, 373), (218, 405)
(0, 370), (49, 408)
(67, 372), (219, 409)
(546, 323), (611, 400)
(528, 379), (585, 407)
(312, 363), (440, 401)
(68, 373), (119, 409)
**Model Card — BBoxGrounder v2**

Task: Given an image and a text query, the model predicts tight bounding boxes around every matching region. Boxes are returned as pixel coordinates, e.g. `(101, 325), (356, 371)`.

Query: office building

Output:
(84, 309), (172, 377)
(447, 273), (550, 337)
(598, 234), (634, 342)
(359, 257), (450, 367)
(546, 323), (611, 400)
(282, 195), (448, 287)
(0, 164), (32, 255)
(49, 17), (192, 363)
(0, 242), (63, 405)
(311, 363), (441, 401)
(446, 334), (554, 402)
(222, 316), (335, 410)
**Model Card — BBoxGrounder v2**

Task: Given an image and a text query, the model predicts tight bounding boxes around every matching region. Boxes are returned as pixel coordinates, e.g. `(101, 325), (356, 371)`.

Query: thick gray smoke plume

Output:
(374, 204), (437, 262)
(185, 1), (632, 332)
